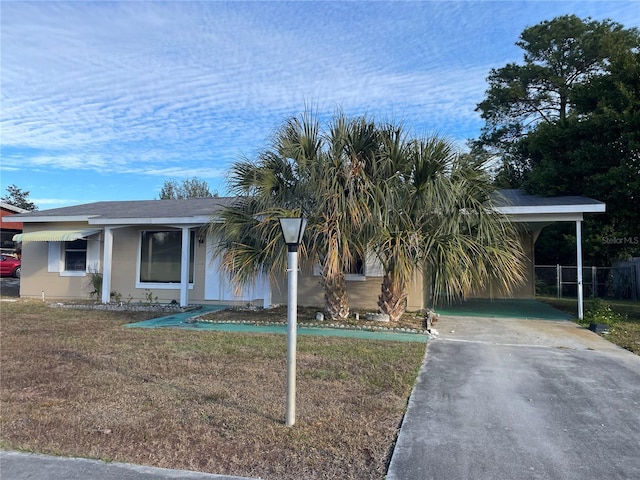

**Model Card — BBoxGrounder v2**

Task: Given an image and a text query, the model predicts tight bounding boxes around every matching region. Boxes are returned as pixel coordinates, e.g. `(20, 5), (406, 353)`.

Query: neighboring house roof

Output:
(0, 202), (29, 231)
(11, 197), (238, 225)
(1, 202), (29, 214)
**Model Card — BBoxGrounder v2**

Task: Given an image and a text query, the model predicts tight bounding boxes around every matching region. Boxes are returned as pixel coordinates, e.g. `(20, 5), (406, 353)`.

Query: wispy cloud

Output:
(1, 1), (638, 206)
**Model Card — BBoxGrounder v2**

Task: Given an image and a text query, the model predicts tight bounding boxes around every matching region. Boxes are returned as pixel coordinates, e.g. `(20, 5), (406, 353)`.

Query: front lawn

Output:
(0, 300), (426, 479)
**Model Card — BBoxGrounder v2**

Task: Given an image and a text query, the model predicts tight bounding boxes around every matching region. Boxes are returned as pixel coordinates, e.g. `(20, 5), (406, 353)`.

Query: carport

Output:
(495, 189), (606, 319)
(435, 298), (569, 321)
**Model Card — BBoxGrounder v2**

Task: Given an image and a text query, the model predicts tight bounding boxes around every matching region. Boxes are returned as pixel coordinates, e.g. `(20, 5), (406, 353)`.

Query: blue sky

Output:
(1, 1), (638, 209)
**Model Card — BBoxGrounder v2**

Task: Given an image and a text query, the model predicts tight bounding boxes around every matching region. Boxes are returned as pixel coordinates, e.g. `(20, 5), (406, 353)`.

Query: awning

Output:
(12, 228), (101, 242)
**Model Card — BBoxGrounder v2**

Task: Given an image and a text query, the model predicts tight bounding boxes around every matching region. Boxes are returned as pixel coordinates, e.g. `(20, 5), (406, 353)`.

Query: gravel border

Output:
(48, 302), (199, 313)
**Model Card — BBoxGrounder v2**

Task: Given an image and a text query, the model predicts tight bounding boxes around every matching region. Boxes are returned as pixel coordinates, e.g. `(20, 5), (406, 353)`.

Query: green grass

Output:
(537, 296), (640, 354)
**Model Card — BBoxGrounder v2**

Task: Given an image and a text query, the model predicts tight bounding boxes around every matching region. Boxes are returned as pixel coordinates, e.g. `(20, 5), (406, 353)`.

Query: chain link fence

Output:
(535, 264), (639, 300)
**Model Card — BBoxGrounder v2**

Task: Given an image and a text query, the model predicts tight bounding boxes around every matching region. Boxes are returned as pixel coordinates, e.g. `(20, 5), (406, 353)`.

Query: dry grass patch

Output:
(0, 300), (425, 479)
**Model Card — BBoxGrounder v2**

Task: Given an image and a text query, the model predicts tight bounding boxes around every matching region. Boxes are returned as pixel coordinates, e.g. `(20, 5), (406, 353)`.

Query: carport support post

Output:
(180, 227), (190, 307)
(576, 220), (584, 320)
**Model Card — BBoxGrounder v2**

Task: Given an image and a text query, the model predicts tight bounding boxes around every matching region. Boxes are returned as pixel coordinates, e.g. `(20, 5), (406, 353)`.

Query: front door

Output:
(204, 236), (271, 306)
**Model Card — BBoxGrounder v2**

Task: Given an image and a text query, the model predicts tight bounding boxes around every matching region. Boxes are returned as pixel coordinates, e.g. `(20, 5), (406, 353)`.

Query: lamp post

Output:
(278, 216), (307, 427)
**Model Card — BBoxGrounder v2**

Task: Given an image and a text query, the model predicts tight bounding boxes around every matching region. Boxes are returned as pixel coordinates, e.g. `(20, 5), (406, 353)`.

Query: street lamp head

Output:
(279, 217), (307, 251)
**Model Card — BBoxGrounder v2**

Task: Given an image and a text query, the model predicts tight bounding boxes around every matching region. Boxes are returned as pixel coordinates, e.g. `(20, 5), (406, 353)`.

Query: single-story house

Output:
(12, 189), (605, 316)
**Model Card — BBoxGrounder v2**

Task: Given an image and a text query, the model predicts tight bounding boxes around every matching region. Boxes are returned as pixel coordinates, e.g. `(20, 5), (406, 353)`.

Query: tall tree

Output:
(474, 15), (640, 264)
(475, 15), (637, 156)
(1, 184), (38, 210)
(518, 48), (640, 263)
(158, 177), (215, 199)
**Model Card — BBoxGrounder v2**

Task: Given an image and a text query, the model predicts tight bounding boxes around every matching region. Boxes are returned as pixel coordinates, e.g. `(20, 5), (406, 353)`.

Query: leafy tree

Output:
(1, 184), (38, 210)
(519, 49), (640, 263)
(474, 15), (640, 264)
(475, 15), (637, 155)
(158, 178), (216, 199)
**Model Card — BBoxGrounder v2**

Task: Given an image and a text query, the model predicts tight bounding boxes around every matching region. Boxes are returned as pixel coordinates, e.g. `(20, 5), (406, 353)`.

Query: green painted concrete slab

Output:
(125, 306), (428, 343)
(434, 299), (570, 320)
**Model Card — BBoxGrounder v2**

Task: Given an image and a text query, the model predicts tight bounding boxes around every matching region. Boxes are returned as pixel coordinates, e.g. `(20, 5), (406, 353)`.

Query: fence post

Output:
(556, 264), (561, 298)
(592, 266), (597, 299)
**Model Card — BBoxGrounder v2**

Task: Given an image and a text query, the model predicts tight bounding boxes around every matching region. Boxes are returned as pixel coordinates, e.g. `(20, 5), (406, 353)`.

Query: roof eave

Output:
(496, 204), (606, 215)
(95, 216), (218, 225)
(14, 215), (98, 223)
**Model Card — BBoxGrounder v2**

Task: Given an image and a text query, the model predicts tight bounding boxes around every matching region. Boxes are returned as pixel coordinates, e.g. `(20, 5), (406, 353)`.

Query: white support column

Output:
(576, 220), (584, 320)
(101, 227), (113, 304)
(180, 227), (190, 307)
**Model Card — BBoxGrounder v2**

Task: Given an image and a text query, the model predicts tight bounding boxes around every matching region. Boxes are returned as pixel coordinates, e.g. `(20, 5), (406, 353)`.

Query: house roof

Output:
(12, 197), (238, 225)
(11, 189), (606, 227)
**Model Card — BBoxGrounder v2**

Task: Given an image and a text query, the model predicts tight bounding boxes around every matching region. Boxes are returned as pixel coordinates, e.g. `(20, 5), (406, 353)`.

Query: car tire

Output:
(13, 266), (20, 278)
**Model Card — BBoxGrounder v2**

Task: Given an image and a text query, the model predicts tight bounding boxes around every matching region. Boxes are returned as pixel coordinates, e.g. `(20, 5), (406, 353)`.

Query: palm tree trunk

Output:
(322, 270), (350, 321)
(378, 271), (407, 322)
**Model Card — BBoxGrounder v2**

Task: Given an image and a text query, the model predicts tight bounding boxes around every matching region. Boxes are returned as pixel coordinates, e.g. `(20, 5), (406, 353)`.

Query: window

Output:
(346, 256), (364, 276)
(139, 230), (194, 284)
(47, 237), (100, 276)
(64, 239), (87, 271)
(312, 252), (383, 281)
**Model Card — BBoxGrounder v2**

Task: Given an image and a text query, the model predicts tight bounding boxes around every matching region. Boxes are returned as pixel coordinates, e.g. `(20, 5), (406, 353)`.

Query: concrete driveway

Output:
(387, 314), (640, 480)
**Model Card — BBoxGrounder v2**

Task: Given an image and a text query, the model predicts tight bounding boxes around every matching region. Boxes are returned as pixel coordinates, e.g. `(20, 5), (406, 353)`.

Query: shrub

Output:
(87, 271), (103, 299)
(583, 298), (627, 327)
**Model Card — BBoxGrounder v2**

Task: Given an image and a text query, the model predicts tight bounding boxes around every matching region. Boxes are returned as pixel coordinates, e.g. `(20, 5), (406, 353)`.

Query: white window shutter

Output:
(48, 242), (61, 272)
(364, 252), (384, 277)
(86, 237), (101, 272)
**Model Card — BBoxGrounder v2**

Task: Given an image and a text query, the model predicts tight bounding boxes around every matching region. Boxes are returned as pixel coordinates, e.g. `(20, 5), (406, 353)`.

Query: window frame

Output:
(48, 236), (101, 277)
(136, 229), (195, 290)
(312, 251), (383, 282)
(63, 239), (88, 273)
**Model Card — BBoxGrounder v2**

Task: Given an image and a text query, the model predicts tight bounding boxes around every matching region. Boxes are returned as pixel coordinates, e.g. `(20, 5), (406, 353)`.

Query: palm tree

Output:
(371, 133), (526, 321)
(211, 112), (525, 323)
(209, 110), (379, 320)
(309, 113), (381, 319)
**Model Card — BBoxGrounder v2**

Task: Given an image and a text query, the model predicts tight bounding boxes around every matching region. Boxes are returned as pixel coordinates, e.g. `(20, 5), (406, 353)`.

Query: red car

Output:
(0, 255), (21, 278)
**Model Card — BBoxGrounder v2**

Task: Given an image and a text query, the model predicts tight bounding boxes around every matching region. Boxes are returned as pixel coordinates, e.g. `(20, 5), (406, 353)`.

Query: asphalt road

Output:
(0, 277), (20, 298)
(387, 315), (640, 480)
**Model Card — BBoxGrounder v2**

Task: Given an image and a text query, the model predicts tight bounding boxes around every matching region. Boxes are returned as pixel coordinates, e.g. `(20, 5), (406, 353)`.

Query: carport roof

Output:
(493, 189), (605, 222)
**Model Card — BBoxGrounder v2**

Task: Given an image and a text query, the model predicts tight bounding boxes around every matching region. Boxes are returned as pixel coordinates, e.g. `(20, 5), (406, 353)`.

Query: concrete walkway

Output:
(387, 314), (640, 480)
